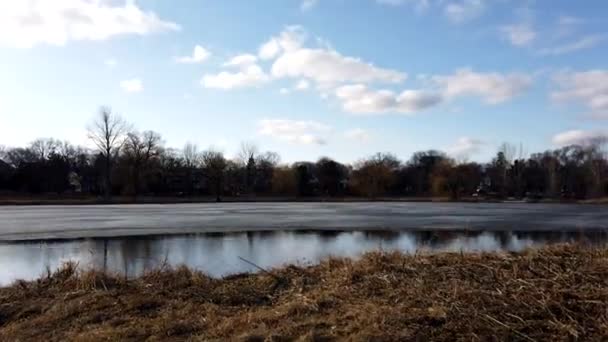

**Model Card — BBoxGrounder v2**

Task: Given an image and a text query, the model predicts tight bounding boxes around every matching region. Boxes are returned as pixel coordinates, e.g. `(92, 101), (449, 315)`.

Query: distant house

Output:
(68, 172), (82, 193)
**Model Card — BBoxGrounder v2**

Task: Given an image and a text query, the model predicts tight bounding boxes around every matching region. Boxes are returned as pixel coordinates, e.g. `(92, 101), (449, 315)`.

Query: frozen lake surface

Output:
(1, 202), (607, 241)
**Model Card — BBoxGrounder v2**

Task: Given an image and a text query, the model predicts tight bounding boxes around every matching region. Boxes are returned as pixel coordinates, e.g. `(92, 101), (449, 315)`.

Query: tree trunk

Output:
(104, 152), (111, 200)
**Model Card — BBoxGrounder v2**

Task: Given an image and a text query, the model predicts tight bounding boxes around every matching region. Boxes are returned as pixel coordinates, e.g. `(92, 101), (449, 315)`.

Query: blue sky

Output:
(0, 0), (607, 163)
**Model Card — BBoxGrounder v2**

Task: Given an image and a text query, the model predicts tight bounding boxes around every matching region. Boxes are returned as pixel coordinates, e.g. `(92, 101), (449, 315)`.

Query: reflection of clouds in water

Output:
(1, 230), (605, 286)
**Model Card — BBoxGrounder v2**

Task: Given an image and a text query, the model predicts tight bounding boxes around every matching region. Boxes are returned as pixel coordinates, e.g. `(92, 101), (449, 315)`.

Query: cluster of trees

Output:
(1, 108), (607, 201)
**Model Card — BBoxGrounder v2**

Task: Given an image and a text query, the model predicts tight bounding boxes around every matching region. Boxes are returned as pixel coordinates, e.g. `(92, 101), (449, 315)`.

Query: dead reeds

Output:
(0, 244), (607, 341)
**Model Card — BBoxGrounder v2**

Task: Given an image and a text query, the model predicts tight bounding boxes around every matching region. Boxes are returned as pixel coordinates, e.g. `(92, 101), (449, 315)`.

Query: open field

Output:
(0, 244), (606, 341)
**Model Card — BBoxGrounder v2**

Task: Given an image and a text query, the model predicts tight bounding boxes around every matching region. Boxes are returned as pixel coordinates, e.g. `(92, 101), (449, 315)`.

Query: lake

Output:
(1, 229), (606, 286)
(1, 202), (607, 241)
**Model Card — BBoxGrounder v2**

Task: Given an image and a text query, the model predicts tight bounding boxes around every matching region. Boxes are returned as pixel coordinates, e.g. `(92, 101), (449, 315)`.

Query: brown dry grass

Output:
(1, 244), (607, 341)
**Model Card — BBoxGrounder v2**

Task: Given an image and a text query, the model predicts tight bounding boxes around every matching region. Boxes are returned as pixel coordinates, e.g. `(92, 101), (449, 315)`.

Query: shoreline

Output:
(1, 244), (606, 340)
(1, 195), (606, 206)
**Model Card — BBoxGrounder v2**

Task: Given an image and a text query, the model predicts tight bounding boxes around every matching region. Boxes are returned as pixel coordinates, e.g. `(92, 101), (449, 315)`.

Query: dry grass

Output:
(1, 244), (607, 341)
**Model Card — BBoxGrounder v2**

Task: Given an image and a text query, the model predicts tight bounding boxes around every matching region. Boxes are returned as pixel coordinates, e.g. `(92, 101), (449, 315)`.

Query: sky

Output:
(0, 0), (607, 164)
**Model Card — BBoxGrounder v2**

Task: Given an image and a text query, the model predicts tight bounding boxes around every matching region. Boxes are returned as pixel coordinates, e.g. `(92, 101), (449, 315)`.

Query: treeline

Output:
(1, 108), (607, 201)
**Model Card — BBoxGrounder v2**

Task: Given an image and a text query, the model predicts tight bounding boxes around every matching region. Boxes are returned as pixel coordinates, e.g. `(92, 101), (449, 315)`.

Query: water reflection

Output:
(1, 230), (606, 286)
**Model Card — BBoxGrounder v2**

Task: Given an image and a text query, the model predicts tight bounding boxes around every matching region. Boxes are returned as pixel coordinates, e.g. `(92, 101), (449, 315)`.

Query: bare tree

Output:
(124, 131), (163, 196)
(258, 151), (280, 166)
(202, 149), (227, 202)
(182, 142), (201, 169)
(29, 138), (62, 160)
(498, 142), (517, 166)
(237, 141), (259, 166)
(87, 107), (129, 199)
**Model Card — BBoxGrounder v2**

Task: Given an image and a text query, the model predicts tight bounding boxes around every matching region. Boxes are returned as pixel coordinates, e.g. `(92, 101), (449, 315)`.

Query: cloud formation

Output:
(204, 26), (533, 115)
(258, 119), (330, 145)
(552, 130), (608, 146)
(0, 0), (179, 48)
(300, 0), (318, 11)
(176, 45), (211, 64)
(501, 23), (536, 47)
(444, 0), (484, 23)
(202, 65), (269, 89)
(202, 54), (268, 89)
(446, 137), (484, 158)
(552, 70), (608, 118)
(434, 69), (532, 104)
(539, 35), (606, 56)
(335, 84), (441, 114)
(223, 54), (258, 67)
(266, 27), (406, 86)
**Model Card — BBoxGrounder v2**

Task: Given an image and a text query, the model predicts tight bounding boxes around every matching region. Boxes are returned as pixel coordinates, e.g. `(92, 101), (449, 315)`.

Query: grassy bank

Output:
(1, 245), (607, 341)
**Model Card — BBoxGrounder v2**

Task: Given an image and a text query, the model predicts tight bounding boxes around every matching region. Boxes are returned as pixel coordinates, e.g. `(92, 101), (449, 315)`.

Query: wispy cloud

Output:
(539, 35), (606, 56)
(344, 128), (372, 142)
(501, 23), (537, 47)
(120, 78), (143, 93)
(444, 0), (484, 24)
(300, 0), (318, 11)
(258, 119), (331, 145)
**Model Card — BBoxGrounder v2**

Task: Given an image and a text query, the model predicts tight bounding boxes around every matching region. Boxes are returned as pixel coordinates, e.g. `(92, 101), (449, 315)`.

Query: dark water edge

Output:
(1, 229), (607, 286)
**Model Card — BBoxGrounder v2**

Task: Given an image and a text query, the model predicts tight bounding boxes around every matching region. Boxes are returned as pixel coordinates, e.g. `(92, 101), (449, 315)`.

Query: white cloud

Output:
(202, 64), (269, 89)
(501, 23), (536, 47)
(434, 69), (532, 104)
(223, 54), (258, 67)
(344, 128), (372, 142)
(176, 45), (211, 64)
(258, 119), (330, 145)
(538, 35), (606, 56)
(279, 88), (290, 95)
(335, 84), (441, 114)
(258, 26), (307, 60)
(259, 38), (281, 60)
(552, 130), (608, 146)
(300, 0), (318, 11)
(203, 53), (269, 90)
(444, 0), (484, 23)
(295, 79), (310, 90)
(0, 0), (179, 48)
(331, 68), (532, 115)
(552, 70), (608, 118)
(272, 48), (405, 85)
(259, 27), (405, 86)
(120, 78), (143, 93)
(104, 58), (117, 67)
(446, 137), (484, 158)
